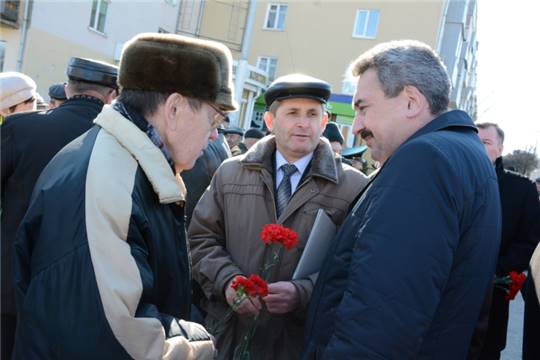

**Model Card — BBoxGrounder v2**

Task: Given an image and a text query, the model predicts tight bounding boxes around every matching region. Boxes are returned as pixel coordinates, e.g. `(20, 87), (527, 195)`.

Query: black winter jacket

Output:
(1, 95), (104, 316)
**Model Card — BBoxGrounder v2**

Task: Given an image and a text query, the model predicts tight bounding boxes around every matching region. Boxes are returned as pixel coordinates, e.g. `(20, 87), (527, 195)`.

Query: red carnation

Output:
(505, 271), (527, 301)
(260, 224), (299, 250)
(248, 274), (269, 297)
(230, 274), (268, 298)
(495, 271), (527, 301)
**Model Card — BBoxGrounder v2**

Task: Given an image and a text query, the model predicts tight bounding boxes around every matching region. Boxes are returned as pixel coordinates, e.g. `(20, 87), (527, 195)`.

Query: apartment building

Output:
(1, 0), (477, 147)
(194, 0), (478, 145)
(1, 0), (180, 95)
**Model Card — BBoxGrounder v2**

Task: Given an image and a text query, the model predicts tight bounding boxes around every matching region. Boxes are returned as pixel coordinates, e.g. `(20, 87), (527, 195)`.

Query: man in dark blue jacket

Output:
(475, 123), (540, 359)
(303, 40), (501, 359)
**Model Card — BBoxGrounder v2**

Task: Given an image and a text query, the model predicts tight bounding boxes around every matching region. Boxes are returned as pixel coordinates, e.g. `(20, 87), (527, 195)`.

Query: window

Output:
(353, 9), (379, 38)
(89, 0), (109, 33)
(0, 41), (5, 72)
(1, 0), (20, 24)
(264, 3), (287, 30)
(257, 56), (278, 83)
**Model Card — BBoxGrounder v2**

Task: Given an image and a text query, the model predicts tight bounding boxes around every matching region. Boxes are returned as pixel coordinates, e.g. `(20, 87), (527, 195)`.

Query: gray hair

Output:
(476, 122), (505, 144)
(350, 40), (450, 116)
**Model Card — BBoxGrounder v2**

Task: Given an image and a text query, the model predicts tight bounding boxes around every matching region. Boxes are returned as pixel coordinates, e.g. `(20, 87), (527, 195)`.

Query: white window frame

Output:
(352, 9), (380, 39)
(89, 0), (109, 34)
(257, 56), (278, 83)
(263, 3), (288, 30)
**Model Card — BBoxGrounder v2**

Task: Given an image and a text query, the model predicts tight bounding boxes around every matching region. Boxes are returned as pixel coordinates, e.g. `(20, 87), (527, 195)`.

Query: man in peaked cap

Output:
(188, 73), (367, 359)
(12, 33), (237, 359)
(1, 57), (118, 360)
(322, 122), (344, 155)
(223, 125), (244, 150)
(47, 83), (67, 109)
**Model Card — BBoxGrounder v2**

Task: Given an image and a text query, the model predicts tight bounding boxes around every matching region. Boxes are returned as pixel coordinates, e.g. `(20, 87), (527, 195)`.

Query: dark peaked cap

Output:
(48, 83), (67, 100)
(67, 57), (118, 88)
(323, 122), (344, 145)
(265, 73), (331, 108)
(244, 128), (265, 139)
(119, 33), (238, 111)
(223, 126), (244, 136)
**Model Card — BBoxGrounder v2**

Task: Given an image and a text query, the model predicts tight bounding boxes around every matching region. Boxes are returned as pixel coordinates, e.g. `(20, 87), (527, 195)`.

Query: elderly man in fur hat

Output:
(188, 73), (368, 359)
(12, 33), (237, 359)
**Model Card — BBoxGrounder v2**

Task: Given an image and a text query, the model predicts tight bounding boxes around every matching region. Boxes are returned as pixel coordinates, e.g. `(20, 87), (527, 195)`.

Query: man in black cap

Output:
(0, 56), (117, 359)
(322, 122), (345, 155)
(47, 83), (67, 109)
(12, 33), (236, 359)
(230, 127), (265, 155)
(189, 73), (368, 359)
(223, 125), (244, 153)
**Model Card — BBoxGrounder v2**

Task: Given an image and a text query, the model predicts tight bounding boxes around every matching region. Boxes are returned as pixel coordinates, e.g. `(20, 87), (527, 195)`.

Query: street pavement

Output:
(501, 293), (524, 360)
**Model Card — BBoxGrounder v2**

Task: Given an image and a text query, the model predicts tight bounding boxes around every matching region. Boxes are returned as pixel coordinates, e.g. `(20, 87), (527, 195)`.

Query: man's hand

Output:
(263, 281), (299, 314)
(224, 276), (262, 315)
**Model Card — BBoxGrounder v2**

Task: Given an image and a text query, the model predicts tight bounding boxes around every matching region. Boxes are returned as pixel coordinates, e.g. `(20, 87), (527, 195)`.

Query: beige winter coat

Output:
(188, 136), (368, 360)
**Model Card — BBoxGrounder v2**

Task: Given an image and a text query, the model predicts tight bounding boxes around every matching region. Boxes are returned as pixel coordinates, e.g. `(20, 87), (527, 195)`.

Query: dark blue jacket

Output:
(303, 110), (501, 359)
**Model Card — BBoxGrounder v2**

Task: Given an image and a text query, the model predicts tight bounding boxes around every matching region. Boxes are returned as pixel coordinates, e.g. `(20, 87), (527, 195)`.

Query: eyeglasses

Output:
(206, 102), (228, 129)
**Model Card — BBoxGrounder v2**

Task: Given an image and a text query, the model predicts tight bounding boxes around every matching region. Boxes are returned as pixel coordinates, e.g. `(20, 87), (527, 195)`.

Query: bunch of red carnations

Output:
(230, 224), (298, 360)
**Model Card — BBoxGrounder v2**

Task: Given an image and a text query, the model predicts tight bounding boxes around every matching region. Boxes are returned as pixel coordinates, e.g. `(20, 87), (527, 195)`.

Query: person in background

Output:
(341, 145), (368, 172)
(304, 40), (501, 359)
(0, 72), (37, 117)
(1, 57), (118, 360)
(322, 122), (344, 155)
(233, 127), (265, 155)
(12, 33), (234, 359)
(474, 122), (540, 360)
(35, 93), (49, 111)
(189, 73), (367, 360)
(181, 130), (232, 324)
(48, 83), (67, 109)
(223, 125), (244, 155)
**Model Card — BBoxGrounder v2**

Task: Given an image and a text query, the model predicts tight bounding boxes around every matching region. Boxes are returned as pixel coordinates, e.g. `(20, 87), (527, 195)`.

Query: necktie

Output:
(276, 164), (297, 218)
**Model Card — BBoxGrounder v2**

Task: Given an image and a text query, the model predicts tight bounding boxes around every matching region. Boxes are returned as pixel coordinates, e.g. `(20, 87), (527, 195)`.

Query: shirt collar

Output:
(275, 150), (313, 175)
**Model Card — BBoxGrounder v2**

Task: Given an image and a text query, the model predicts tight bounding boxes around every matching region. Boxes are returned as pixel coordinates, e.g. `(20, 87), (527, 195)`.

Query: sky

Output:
(476, 0), (540, 155)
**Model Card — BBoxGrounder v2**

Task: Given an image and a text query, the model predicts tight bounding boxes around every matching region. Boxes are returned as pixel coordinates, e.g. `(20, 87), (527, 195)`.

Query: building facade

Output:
(1, 0), (477, 147)
(192, 0), (477, 146)
(1, 0), (180, 95)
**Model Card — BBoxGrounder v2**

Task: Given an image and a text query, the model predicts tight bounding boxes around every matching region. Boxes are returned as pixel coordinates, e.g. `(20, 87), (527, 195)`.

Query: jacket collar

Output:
(406, 109), (476, 143)
(94, 105), (186, 204)
(241, 135), (339, 184)
(495, 156), (505, 177)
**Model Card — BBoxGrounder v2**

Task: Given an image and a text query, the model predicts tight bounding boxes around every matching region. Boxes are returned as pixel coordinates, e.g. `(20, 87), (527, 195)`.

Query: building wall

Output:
(438, 0), (477, 115)
(198, 0), (248, 53)
(1, 0), (28, 71)
(247, 0), (445, 91)
(6, 0), (180, 97)
(1, 27), (20, 71)
(21, 29), (112, 97)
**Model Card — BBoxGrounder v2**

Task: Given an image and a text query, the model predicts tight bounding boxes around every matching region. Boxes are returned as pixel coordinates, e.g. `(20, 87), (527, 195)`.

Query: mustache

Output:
(360, 130), (373, 139)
